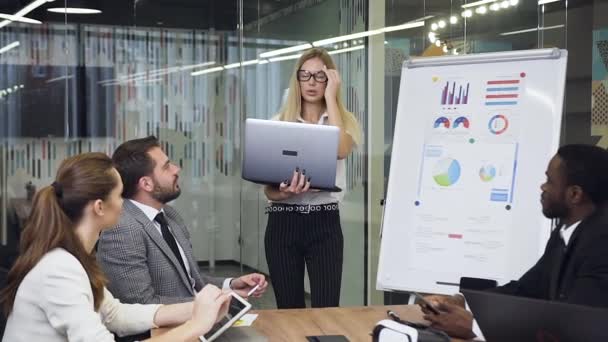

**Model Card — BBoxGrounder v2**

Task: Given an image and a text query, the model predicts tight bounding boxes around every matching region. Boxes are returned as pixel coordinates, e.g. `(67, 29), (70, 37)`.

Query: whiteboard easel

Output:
(377, 48), (568, 295)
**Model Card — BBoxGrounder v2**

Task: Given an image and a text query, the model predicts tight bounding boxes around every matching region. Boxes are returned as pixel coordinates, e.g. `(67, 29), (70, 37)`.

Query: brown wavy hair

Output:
(0, 153), (117, 316)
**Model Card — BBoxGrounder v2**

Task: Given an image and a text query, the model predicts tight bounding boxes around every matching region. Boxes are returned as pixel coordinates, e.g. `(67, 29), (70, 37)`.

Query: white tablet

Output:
(199, 292), (252, 342)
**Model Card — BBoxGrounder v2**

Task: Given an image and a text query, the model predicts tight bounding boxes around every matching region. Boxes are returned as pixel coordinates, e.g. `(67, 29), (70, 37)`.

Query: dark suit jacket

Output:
(492, 205), (608, 307)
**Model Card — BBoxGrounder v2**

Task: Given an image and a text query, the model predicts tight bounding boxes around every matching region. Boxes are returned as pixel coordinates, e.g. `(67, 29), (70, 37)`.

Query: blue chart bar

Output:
(491, 189), (509, 202)
(485, 101), (518, 106)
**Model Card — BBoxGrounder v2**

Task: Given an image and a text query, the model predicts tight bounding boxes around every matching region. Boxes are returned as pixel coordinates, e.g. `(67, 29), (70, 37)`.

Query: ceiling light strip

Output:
(461, 0), (498, 8)
(259, 43), (312, 58)
(0, 13), (41, 24)
(328, 45), (365, 55)
(0, 0), (54, 29)
(499, 24), (564, 36)
(538, 0), (560, 5)
(0, 41), (20, 54)
(191, 66), (224, 77)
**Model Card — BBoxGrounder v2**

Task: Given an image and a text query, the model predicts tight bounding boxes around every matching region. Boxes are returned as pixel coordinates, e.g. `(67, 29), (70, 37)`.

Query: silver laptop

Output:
(242, 118), (341, 192)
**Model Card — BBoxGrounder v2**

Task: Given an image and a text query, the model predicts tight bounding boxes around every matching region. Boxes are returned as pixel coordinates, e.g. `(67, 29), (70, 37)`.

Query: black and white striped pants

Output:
(264, 207), (343, 309)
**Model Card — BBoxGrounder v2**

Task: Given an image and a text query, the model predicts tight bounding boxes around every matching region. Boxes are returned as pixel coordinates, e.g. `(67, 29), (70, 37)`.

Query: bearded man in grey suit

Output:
(97, 136), (267, 306)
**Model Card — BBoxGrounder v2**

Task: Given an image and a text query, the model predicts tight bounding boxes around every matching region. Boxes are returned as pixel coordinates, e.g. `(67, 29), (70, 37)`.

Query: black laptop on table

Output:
(463, 289), (608, 342)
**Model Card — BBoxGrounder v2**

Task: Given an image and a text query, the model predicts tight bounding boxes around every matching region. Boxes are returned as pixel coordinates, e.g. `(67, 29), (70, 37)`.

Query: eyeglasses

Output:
(297, 70), (328, 83)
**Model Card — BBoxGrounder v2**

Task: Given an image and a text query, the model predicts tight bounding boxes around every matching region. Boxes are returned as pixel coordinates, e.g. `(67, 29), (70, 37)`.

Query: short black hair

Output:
(112, 136), (160, 199)
(557, 144), (608, 205)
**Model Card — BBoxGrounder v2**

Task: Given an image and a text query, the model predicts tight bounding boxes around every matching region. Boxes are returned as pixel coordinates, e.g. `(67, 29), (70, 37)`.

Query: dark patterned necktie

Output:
(154, 212), (189, 277)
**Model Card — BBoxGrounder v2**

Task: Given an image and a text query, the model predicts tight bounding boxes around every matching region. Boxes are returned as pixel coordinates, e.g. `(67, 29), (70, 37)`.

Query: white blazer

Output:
(2, 248), (161, 342)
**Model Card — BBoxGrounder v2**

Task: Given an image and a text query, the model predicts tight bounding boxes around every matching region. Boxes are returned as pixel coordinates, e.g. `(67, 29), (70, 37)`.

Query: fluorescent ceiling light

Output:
(0, 41), (20, 55)
(538, 0), (560, 4)
(261, 20), (423, 56)
(312, 20), (424, 47)
(0, 0), (55, 29)
(269, 53), (303, 62)
(46, 74), (73, 83)
(328, 45), (364, 55)
(47, 8), (101, 14)
(242, 59), (260, 66)
(0, 13), (41, 24)
(259, 43), (312, 58)
(499, 24), (564, 36)
(313, 29), (383, 47)
(98, 61), (216, 84)
(191, 66), (224, 76)
(462, 0), (497, 8)
(179, 61), (216, 71)
(224, 59), (259, 69)
(258, 60), (269, 65)
(382, 20), (425, 33)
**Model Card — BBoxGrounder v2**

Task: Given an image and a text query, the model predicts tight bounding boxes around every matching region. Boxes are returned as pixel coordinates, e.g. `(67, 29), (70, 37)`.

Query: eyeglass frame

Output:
(297, 69), (328, 83)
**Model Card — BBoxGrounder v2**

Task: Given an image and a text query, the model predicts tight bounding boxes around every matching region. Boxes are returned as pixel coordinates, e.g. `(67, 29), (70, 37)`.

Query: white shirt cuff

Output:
(223, 278), (233, 290)
(458, 293), (485, 341)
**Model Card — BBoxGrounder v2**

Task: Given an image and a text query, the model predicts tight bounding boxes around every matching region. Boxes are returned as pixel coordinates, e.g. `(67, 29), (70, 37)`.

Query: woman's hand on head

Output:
(278, 168), (311, 197)
(191, 285), (232, 335)
(323, 65), (341, 102)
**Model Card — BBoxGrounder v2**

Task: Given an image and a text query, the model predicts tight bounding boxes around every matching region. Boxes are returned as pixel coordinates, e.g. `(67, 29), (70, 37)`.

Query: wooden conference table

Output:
(153, 304), (471, 342)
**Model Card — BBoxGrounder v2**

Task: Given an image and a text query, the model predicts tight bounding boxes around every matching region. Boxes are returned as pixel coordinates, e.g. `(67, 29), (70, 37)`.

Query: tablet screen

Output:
(199, 292), (252, 342)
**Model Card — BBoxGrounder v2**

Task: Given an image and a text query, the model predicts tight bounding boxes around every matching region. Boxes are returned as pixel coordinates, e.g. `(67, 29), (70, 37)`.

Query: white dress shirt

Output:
(559, 220), (581, 246)
(2, 248), (161, 342)
(129, 199), (232, 290)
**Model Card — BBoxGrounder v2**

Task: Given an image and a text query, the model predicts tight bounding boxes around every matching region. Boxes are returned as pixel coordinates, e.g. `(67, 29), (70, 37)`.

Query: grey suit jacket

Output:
(97, 200), (224, 304)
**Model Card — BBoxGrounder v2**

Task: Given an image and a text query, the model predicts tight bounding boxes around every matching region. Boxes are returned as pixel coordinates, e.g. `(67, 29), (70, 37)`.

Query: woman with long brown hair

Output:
(0, 153), (231, 342)
(263, 48), (362, 309)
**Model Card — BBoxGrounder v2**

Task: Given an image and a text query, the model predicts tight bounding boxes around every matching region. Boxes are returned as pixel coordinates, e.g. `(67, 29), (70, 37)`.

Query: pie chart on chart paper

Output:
(479, 164), (497, 182)
(433, 158), (461, 187)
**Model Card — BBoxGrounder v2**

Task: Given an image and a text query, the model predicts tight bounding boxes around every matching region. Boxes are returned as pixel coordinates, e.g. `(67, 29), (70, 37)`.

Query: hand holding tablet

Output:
(199, 291), (253, 342)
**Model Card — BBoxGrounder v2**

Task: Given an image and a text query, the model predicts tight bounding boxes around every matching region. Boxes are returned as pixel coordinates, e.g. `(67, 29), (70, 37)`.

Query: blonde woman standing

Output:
(264, 48), (362, 309)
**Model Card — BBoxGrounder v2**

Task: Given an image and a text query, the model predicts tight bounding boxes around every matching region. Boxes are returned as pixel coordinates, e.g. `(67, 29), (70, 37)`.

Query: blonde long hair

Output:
(277, 48), (362, 145)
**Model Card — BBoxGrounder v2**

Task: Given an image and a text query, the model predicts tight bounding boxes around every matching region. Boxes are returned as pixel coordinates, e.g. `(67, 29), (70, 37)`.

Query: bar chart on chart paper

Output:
(485, 79), (521, 106)
(441, 81), (470, 106)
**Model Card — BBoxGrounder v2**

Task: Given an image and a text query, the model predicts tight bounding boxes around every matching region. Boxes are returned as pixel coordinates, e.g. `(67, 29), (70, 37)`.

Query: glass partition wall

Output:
(1, 0), (600, 308)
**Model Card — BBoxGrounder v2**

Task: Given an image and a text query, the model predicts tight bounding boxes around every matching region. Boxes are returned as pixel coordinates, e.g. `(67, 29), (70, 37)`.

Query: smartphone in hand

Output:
(413, 292), (441, 315)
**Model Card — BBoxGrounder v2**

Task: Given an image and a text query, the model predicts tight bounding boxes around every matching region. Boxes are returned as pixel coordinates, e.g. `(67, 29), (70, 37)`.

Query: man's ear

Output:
(568, 185), (585, 205)
(138, 176), (155, 193)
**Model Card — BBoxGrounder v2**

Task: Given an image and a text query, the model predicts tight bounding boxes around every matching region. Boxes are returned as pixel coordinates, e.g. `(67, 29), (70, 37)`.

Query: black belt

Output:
(265, 203), (339, 214)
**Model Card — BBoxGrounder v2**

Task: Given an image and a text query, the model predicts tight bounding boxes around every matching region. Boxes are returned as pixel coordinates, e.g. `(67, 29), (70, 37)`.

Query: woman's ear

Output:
(93, 199), (105, 217)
